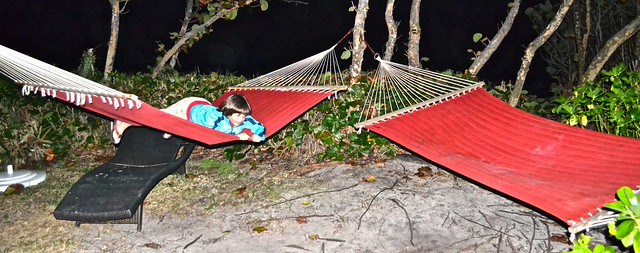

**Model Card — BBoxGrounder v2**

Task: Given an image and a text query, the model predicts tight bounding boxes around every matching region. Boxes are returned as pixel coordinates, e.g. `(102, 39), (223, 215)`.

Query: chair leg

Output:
(136, 203), (143, 232)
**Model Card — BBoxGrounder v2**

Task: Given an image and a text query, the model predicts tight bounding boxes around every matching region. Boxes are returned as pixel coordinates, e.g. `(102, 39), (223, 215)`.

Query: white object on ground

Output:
(0, 165), (46, 192)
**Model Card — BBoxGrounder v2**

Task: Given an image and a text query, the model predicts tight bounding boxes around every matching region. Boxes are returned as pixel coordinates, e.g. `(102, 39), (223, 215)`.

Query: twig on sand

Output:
(284, 244), (311, 251)
(528, 216), (536, 253)
(389, 198), (415, 247)
(357, 180), (399, 230)
(235, 182), (361, 215)
(183, 234), (202, 249)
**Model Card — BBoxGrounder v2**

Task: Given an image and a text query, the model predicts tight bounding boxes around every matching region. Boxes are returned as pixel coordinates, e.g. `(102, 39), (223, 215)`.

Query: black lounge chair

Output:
(53, 126), (196, 231)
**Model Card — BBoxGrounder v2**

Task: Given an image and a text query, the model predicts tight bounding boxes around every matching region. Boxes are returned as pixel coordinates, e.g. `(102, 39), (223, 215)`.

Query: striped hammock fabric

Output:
(357, 58), (640, 234)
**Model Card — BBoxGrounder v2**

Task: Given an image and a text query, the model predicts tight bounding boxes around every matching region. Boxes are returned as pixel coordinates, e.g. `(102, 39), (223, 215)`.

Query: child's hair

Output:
(218, 94), (252, 116)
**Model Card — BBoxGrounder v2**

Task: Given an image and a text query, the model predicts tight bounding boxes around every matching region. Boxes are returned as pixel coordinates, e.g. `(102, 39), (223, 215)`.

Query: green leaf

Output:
(616, 186), (636, 207)
(472, 33), (483, 43)
(341, 50), (351, 60)
(621, 228), (637, 247)
(569, 115), (579, 126)
(225, 9), (238, 20)
(615, 220), (635, 240)
(605, 201), (627, 213)
(580, 115), (588, 126)
(260, 0), (269, 11)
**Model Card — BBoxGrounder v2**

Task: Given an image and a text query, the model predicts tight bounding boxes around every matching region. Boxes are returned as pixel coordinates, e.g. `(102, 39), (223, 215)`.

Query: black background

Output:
(0, 0), (552, 96)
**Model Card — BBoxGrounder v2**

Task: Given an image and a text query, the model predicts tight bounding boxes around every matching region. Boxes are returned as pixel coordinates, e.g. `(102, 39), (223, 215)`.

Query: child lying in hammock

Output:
(111, 94), (266, 144)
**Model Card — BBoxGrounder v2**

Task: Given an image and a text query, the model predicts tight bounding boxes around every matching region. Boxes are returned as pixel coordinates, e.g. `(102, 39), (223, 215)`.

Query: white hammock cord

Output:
(0, 44), (139, 109)
(233, 45), (345, 91)
(357, 57), (483, 126)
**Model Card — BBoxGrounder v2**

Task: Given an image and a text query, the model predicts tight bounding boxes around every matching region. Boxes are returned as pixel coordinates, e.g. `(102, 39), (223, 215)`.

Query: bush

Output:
(485, 81), (555, 118)
(552, 63), (640, 138)
(0, 78), (107, 168)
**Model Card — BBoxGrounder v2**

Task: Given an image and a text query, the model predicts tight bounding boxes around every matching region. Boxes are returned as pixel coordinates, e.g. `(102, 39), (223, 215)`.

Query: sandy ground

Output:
(64, 154), (607, 253)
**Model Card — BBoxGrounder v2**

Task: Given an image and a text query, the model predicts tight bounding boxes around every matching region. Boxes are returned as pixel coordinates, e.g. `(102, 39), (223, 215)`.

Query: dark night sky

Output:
(0, 0), (552, 96)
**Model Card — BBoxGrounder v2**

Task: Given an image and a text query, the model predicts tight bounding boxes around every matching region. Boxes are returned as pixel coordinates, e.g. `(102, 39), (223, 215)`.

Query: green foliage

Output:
(564, 234), (615, 253)
(108, 70), (242, 108)
(472, 33), (484, 43)
(76, 48), (99, 80)
(0, 78), (108, 167)
(605, 186), (640, 251)
(199, 158), (238, 177)
(262, 80), (398, 163)
(0, 50), (110, 167)
(467, 33), (489, 61)
(487, 82), (555, 118)
(566, 186), (640, 253)
(340, 50), (351, 60)
(552, 63), (640, 138)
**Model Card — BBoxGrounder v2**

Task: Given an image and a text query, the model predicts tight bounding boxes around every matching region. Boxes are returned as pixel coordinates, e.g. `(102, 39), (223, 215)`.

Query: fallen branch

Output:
(357, 180), (399, 230)
(183, 234), (202, 249)
(389, 198), (415, 247)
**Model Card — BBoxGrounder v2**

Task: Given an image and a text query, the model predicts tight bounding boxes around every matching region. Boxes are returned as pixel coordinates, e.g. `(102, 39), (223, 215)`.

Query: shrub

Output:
(552, 63), (640, 138)
(0, 78), (107, 168)
(487, 81), (556, 118)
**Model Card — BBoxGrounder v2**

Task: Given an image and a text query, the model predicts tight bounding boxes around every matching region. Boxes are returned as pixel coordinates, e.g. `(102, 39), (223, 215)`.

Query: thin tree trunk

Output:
(169, 0), (194, 69)
(582, 15), (640, 83)
(468, 0), (520, 76)
(407, 0), (421, 67)
(151, 0), (256, 78)
(382, 0), (398, 61)
(349, 0), (369, 83)
(103, 0), (121, 82)
(509, 0), (574, 106)
(572, 0), (591, 85)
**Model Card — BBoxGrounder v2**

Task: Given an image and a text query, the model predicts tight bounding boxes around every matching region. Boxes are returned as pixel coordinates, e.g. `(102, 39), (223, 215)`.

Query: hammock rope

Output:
(230, 45), (345, 92)
(0, 45), (139, 109)
(356, 56), (483, 128)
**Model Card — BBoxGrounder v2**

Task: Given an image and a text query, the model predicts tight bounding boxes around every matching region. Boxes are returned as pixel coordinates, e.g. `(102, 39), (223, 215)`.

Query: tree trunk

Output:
(349, 0), (369, 83)
(407, 0), (421, 67)
(382, 0), (398, 61)
(103, 0), (121, 82)
(169, 0), (194, 69)
(572, 0), (591, 85)
(582, 15), (640, 83)
(151, 0), (255, 78)
(509, 0), (574, 106)
(468, 0), (520, 76)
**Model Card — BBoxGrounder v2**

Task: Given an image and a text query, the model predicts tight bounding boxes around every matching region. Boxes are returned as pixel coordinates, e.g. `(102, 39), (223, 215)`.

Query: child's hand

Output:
(237, 133), (251, 140)
(250, 134), (262, 142)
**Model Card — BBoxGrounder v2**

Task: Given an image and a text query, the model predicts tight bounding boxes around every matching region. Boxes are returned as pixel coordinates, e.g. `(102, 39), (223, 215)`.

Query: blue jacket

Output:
(189, 104), (266, 141)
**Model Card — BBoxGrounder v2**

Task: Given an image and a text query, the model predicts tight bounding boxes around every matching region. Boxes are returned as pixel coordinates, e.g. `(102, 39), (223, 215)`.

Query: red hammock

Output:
(362, 88), (640, 229)
(56, 88), (343, 146)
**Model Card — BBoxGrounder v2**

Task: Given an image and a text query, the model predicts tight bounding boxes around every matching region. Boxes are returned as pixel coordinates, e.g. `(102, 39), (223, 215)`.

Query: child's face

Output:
(228, 113), (246, 126)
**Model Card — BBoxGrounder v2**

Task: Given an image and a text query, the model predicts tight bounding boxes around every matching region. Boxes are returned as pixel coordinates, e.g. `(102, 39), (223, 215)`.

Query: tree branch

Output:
(468, 0), (520, 76)
(582, 15), (640, 83)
